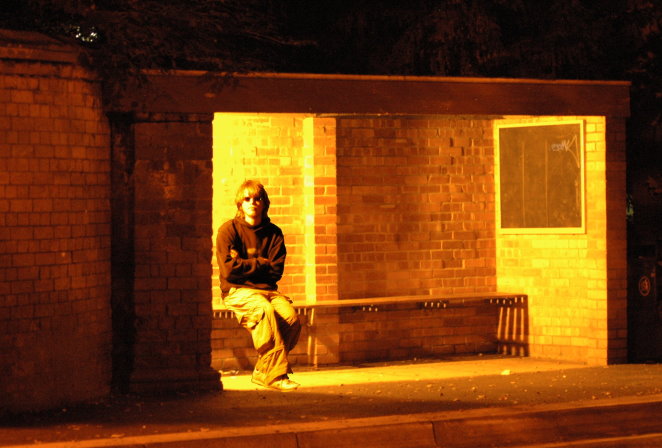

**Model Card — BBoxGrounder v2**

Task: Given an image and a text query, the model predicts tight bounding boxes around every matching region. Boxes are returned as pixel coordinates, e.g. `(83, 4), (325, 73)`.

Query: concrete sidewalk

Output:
(1, 356), (661, 447)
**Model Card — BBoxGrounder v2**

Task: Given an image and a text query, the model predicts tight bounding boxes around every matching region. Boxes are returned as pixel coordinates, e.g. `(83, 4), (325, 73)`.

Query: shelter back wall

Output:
(336, 116), (496, 299)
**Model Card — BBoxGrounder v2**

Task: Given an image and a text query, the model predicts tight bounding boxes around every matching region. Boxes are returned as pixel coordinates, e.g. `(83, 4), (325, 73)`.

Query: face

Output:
(241, 190), (265, 221)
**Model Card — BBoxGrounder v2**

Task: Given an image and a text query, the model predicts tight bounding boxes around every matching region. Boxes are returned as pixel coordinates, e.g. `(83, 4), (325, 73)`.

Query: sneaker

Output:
(268, 376), (299, 391)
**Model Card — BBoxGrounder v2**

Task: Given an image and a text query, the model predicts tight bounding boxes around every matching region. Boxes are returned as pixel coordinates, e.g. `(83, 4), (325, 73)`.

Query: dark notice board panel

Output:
(498, 121), (584, 230)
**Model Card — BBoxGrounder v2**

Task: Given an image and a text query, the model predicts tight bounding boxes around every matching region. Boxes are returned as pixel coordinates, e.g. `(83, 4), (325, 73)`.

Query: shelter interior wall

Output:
(212, 114), (309, 306)
(336, 116), (497, 299)
(496, 116), (627, 364)
(210, 113), (623, 368)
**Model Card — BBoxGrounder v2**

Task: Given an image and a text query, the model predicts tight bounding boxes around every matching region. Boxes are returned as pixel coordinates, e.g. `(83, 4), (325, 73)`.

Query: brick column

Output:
(303, 117), (339, 303)
(604, 117), (628, 363)
(303, 117), (340, 365)
(120, 112), (220, 392)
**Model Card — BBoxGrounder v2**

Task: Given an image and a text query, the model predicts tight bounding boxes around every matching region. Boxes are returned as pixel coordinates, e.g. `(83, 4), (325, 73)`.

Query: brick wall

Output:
(496, 116), (628, 364)
(212, 301), (502, 372)
(128, 113), (219, 392)
(303, 117), (339, 303)
(212, 114), (339, 306)
(336, 302), (499, 362)
(212, 114), (307, 304)
(0, 33), (630, 411)
(604, 117), (628, 363)
(211, 115), (505, 370)
(211, 114), (624, 369)
(336, 116), (497, 299)
(0, 44), (112, 412)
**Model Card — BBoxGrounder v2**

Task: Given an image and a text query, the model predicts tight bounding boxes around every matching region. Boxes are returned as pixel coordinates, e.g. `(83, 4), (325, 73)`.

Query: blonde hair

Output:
(234, 179), (270, 219)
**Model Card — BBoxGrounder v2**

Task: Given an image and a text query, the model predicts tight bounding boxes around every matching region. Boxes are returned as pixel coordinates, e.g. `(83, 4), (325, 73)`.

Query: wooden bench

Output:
(295, 292), (526, 310)
(212, 292), (528, 368)
(213, 292), (527, 317)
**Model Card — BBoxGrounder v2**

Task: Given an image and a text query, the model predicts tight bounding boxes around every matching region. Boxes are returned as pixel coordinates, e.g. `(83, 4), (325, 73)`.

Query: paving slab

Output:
(1, 356), (661, 447)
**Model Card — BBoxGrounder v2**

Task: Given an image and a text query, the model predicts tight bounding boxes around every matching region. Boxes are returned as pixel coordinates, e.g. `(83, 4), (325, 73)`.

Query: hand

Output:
(230, 249), (238, 258)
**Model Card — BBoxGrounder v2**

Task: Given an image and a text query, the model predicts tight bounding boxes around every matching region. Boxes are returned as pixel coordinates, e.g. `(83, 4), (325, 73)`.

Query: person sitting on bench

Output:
(216, 179), (301, 391)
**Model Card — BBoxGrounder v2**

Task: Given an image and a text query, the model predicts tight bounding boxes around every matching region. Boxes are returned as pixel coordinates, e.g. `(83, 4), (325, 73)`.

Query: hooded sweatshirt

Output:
(216, 217), (286, 293)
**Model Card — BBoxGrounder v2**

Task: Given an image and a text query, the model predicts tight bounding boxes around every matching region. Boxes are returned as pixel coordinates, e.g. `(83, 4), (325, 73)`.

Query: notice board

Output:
(496, 121), (585, 233)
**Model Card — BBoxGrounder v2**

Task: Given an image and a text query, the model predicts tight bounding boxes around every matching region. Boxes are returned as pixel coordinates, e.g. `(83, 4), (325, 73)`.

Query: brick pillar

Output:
(303, 117), (340, 364)
(109, 112), (136, 391)
(303, 117), (339, 303)
(604, 117), (628, 363)
(117, 112), (220, 393)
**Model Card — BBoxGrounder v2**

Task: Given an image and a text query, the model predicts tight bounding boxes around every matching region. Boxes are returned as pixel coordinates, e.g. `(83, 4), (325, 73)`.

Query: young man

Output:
(216, 180), (301, 391)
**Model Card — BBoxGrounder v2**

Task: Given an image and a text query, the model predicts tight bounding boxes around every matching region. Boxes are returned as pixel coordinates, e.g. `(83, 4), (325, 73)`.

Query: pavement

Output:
(1, 355), (662, 447)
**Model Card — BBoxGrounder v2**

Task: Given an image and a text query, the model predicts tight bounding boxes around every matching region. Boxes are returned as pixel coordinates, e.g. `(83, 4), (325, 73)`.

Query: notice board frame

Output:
(495, 119), (586, 234)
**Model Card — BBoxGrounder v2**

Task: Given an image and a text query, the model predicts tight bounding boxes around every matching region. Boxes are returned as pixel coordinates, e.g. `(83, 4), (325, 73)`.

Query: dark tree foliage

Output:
(0, 0), (292, 97)
(278, 0), (657, 79)
(278, 0), (660, 128)
(0, 0), (659, 129)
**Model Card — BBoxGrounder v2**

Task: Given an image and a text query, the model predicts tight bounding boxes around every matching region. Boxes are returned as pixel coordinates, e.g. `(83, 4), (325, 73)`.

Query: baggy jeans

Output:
(223, 287), (301, 384)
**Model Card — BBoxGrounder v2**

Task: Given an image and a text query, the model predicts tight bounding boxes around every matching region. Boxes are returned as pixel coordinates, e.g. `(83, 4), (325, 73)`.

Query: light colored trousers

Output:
(223, 287), (301, 384)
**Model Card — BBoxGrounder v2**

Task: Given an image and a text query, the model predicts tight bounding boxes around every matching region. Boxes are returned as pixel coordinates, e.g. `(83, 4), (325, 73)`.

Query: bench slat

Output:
(213, 292), (526, 312)
(296, 292), (526, 309)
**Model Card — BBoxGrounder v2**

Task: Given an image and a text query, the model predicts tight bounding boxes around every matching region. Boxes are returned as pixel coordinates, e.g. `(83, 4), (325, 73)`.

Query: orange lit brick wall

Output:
(496, 116), (628, 364)
(212, 302), (501, 371)
(303, 117), (339, 303)
(212, 114), (339, 306)
(0, 53), (112, 411)
(211, 115), (505, 371)
(336, 116), (497, 299)
(212, 114), (308, 304)
(211, 114), (626, 369)
(335, 303), (499, 362)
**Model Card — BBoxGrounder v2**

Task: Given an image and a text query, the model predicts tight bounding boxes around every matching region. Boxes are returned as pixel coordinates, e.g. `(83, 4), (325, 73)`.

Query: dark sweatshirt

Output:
(216, 217), (287, 293)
